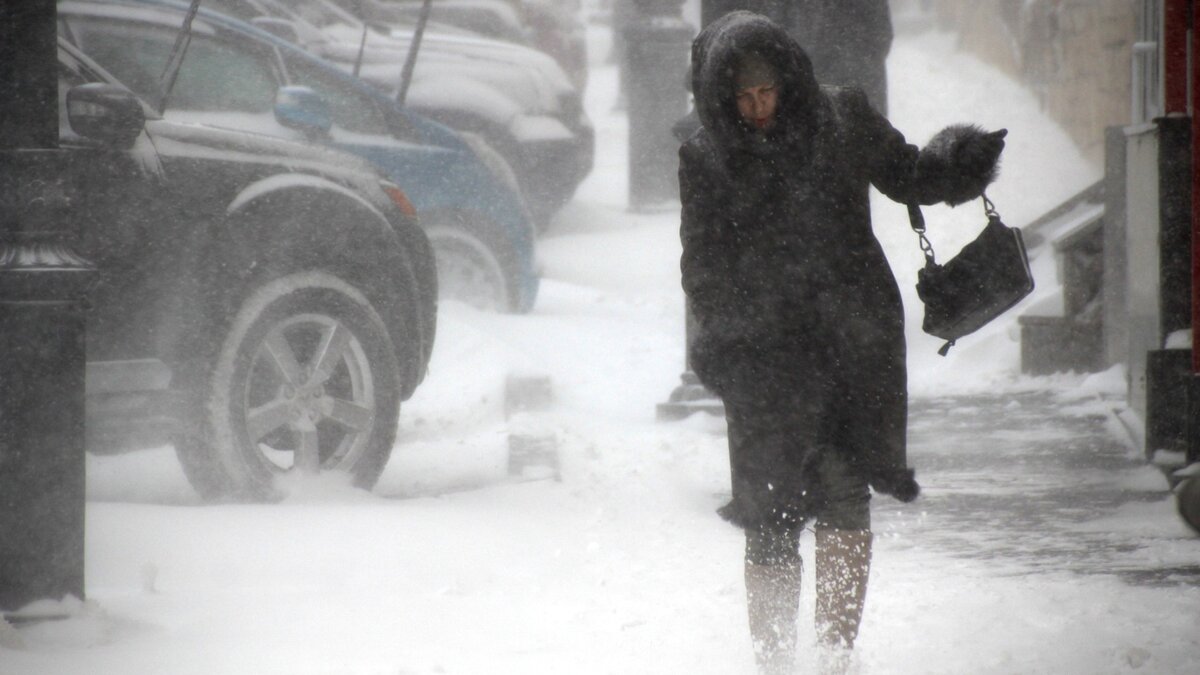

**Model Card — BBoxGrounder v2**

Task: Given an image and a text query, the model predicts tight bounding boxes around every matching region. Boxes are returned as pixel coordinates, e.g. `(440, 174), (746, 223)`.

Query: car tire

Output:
(174, 270), (401, 501)
(426, 223), (513, 312)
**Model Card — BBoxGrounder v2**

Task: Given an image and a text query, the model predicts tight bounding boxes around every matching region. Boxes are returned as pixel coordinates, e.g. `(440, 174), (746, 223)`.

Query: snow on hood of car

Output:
(508, 115), (574, 144)
(387, 27), (576, 94)
(311, 18), (575, 97)
(358, 60), (544, 121)
(162, 109), (428, 152)
(403, 75), (522, 125)
(316, 37), (556, 116)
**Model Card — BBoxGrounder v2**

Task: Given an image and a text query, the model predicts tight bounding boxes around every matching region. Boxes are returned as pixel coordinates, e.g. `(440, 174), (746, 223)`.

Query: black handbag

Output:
(909, 196), (1034, 355)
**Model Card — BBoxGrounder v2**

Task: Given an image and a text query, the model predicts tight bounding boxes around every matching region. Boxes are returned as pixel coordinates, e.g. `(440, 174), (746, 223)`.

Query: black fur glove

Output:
(958, 127), (1007, 184)
(916, 125), (1007, 206)
(870, 468), (921, 503)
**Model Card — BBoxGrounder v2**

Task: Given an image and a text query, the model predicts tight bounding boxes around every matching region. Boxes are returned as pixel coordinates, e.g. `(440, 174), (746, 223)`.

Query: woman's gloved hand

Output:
(870, 468), (920, 503)
(958, 128), (1007, 180)
(916, 125), (1008, 205)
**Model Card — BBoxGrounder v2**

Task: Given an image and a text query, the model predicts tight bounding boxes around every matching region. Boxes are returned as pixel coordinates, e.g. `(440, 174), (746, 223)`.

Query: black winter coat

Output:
(679, 12), (1002, 511)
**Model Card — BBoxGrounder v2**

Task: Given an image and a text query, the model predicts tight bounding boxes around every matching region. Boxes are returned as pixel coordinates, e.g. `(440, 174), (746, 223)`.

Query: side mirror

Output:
(66, 83), (145, 148)
(251, 16), (302, 45)
(274, 86), (331, 136)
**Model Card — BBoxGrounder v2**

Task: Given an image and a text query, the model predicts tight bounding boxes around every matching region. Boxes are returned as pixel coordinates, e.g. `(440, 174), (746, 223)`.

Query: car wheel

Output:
(175, 271), (401, 501)
(426, 224), (511, 312)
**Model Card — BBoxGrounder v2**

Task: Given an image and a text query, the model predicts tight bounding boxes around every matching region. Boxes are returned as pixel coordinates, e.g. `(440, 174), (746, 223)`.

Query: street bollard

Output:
(623, 2), (693, 211)
(645, 2), (719, 420)
(0, 153), (96, 617)
(656, 300), (725, 421)
(1, 0), (95, 619)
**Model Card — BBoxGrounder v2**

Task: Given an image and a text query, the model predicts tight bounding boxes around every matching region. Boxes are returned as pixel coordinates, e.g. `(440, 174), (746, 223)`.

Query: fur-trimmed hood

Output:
(690, 11), (822, 156)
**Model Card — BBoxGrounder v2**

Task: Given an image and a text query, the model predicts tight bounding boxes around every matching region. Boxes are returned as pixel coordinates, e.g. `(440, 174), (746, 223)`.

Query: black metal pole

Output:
(0, 0), (94, 618)
(0, 1), (57, 149)
(625, 0), (692, 210)
(642, 0), (723, 420)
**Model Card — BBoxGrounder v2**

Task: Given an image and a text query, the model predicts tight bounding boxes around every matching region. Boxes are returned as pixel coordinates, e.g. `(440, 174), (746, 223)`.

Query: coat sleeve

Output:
(839, 87), (922, 203)
(841, 88), (1002, 206)
(678, 139), (732, 325)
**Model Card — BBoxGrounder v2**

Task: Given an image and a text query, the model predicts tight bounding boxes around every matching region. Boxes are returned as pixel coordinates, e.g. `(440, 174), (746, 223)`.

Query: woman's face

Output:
(736, 83), (778, 130)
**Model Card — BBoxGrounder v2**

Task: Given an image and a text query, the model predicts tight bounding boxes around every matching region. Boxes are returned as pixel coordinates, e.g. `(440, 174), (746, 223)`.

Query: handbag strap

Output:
(907, 194), (1000, 265)
(982, 193), (1001, 225)
(907, 203), (937, 265)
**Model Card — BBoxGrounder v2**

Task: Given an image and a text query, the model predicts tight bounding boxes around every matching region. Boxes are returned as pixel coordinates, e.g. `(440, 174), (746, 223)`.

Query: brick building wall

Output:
(923, 0), (1137, 164)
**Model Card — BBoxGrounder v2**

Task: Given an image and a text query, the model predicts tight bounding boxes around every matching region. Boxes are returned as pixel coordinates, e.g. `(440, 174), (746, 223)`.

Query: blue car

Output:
(60, 0), (539, 313)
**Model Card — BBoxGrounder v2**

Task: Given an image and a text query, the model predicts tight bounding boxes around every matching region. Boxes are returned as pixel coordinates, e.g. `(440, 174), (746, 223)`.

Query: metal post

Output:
(624, 0), (692, 210)
(656, 300), (724, 420)
(1188, 0), (1200, 469)
(657, 0), (719, 420)
(1158, 116), (1192, 339)
(1162, 0), (1199, 374)
(0, 0), (95, 618)
(1166, 0), (1200, 532)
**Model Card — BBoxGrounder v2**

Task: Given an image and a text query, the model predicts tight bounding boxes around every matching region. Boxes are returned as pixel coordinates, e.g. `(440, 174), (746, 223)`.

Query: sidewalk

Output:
(882, 387), (1199, 587)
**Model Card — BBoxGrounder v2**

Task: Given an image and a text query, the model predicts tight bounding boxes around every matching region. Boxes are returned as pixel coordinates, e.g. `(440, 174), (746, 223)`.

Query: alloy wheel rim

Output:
(240, 313), (376, 474)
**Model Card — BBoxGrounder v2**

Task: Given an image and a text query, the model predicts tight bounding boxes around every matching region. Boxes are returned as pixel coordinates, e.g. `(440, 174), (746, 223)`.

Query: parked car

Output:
(46, 35), (437, 501)
(197, 0), (594, 225)
(61, 0), (540, 312)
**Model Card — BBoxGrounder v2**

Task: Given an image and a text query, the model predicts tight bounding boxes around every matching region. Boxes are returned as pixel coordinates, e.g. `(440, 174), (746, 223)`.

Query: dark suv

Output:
(60, 0), (540, 313)
(49, 37), (436, 500)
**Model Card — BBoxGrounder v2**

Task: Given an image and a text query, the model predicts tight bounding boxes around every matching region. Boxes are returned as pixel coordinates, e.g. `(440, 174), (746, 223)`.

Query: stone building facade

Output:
(922, 0), (1139, 164)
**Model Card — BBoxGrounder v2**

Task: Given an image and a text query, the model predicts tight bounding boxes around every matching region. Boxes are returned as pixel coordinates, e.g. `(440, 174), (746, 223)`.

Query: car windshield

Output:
(66, 14), (279, 116)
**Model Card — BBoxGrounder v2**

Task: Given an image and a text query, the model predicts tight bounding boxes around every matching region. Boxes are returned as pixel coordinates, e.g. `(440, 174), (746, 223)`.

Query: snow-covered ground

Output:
(4, 10), (1200, 675)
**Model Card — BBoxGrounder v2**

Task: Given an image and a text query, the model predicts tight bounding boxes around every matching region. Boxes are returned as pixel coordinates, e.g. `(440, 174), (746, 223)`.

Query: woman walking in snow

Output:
(677, 11), (1005, 674)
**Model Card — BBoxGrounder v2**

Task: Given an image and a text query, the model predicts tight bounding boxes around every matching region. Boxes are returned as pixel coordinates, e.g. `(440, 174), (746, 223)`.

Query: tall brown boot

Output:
(744, 559), (802, 674)
(815, 528), (873, 673)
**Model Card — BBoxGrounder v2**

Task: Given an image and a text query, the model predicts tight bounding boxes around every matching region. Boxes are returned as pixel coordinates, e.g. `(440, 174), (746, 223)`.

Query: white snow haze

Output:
(2, 4), (1198, 675)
